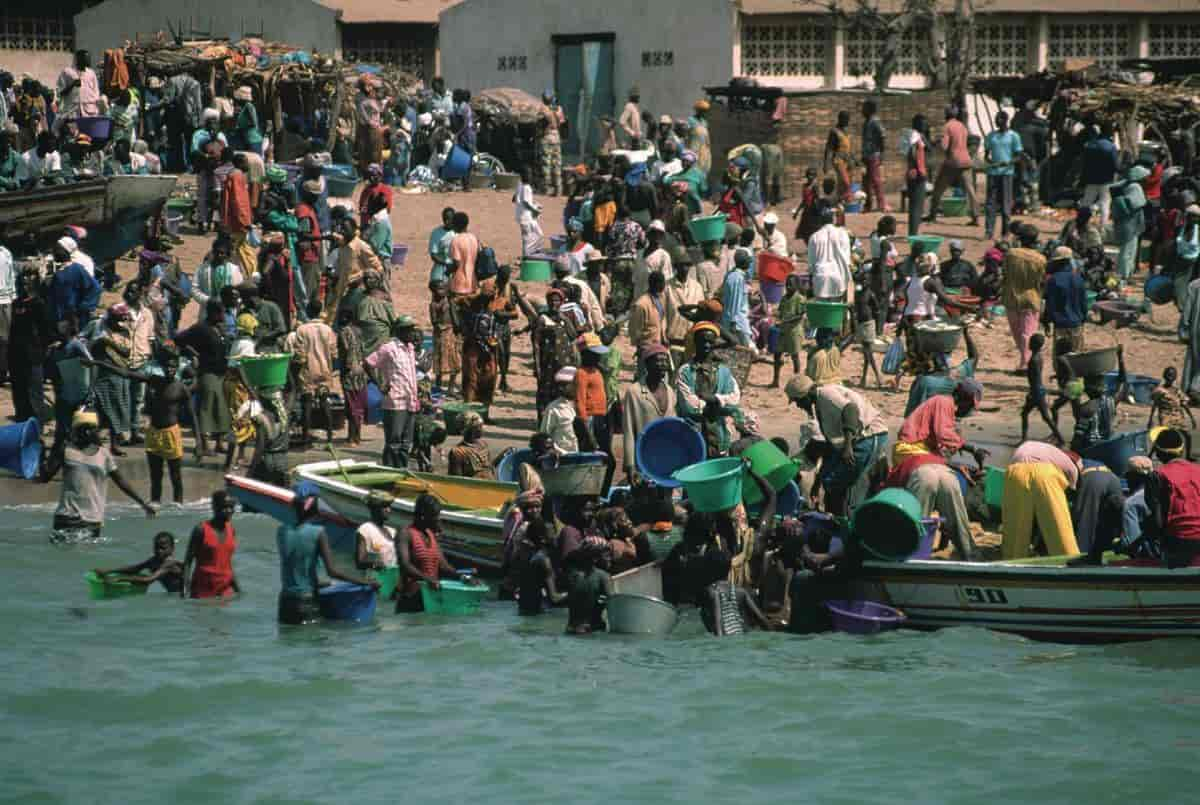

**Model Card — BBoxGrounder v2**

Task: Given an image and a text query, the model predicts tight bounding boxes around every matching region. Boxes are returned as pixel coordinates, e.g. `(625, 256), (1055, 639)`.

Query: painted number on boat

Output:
(959, 586), (1009, 605)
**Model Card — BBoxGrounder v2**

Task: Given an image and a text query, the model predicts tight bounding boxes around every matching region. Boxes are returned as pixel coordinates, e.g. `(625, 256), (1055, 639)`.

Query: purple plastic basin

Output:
(909, 517), (941, 560)
(824, 600), (906, 635)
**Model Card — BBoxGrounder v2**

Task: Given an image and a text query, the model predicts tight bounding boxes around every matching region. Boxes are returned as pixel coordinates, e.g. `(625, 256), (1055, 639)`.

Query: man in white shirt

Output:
(762, 212), (788, 257)
(663, 248), (704, 367)
(17, 132), (61, 186)
(539, 367), (580, 454)
(807, 208), (852, 301)
(192, 238), (245, 306)
(515, 167), (544, 256)
(636, 220), (672, 302)
(62, 226), (94, 277)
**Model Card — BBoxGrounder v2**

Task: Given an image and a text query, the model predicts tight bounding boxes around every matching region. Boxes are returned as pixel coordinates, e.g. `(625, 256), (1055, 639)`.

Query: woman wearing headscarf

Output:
(1112, 164), (1149, 281)
(687, 100), (712, 175)
(90, 304), (134, 454)
(248, 387), (290, 486)
(224, 313), (257, 470)
(355, 79), (384, 178)
(677, 321), (741, 458)
(447, 412), (494, 479)
(456, 282), (501, 407)
(515, 286), (579, 420)
(231, 85), (263, 155)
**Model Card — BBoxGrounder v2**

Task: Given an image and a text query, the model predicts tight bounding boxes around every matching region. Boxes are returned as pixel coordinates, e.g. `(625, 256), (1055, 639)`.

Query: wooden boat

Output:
(0, 174), (178, 264)
(853, 557), (1200, 643)
(228, 460), (515, 571)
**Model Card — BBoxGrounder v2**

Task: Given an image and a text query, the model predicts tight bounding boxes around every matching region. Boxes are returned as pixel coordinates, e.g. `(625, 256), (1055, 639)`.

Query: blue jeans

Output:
(819, 432), (888, 515)
(381, 409), (415, 468)
(985, 174), (1014, 239)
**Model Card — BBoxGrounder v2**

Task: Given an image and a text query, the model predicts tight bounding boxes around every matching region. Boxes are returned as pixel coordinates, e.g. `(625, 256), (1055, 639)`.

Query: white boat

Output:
(854, 557), (1200, 643)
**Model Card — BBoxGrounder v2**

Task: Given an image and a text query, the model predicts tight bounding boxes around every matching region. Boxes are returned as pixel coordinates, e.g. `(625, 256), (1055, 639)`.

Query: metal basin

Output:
(606, 593), (679, 636)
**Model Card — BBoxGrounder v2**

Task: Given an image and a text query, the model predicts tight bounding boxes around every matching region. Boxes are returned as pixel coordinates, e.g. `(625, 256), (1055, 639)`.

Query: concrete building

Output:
(1, 1), (86, 85)
(439, 0), (738, 154)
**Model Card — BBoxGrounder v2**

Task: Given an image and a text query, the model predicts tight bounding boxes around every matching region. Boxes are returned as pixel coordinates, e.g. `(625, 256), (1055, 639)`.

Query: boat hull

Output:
(286, 460), (510, 571)
(855, 559), (1200, 643)
(0, 175), (177, 245)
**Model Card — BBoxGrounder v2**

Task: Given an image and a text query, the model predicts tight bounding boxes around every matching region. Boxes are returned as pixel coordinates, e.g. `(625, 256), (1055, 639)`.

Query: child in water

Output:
(565, 543), (611, 635)
(699, 549), (768, 636)
(93, 532), (183, 592)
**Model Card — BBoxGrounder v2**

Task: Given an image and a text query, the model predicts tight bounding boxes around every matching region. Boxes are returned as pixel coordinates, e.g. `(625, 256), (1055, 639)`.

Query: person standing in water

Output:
(277, 494), (378, 624)
(52, 411), (155, 542)
(395, 493), (473, 612)
(182, 490), (240, 599)
(355, 492), (398, 573)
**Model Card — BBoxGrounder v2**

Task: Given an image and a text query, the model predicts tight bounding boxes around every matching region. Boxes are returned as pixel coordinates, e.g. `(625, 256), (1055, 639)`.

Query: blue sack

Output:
(882, 337), (904, 375)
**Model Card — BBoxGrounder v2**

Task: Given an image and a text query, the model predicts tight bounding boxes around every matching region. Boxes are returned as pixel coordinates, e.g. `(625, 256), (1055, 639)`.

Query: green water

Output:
(2, 503), (1198, 803)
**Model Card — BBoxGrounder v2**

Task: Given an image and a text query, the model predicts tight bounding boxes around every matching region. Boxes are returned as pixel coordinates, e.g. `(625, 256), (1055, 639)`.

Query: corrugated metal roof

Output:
(318, 0), (460, 24)
(739, 0), (1196, 13)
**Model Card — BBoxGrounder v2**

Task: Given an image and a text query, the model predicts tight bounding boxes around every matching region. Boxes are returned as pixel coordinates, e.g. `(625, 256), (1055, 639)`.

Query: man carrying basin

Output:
(784, 374), (889, 516)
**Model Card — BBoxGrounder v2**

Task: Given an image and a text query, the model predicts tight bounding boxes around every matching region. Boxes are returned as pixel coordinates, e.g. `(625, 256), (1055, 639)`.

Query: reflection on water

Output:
(0, 508), (1195, 802)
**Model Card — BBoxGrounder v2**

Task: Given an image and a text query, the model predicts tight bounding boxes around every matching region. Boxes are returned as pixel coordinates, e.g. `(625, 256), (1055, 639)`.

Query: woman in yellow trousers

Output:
(1001, 462), (1079, 559)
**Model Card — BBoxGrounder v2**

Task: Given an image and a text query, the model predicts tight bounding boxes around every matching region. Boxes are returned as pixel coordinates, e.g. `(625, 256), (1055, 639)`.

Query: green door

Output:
(555, 36), (614, 159)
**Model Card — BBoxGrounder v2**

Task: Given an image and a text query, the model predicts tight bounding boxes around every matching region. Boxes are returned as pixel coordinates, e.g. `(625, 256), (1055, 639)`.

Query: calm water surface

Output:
(1, 502), (1197, 804)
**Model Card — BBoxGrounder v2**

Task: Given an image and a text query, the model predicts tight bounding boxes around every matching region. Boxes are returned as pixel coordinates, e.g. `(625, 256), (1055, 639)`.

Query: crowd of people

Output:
(7, 57), (1200, 633)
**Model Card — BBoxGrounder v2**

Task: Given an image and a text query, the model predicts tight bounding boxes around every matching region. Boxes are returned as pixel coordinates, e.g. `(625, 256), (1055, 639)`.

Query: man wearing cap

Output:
(538, 92), (565, 196)
(366, 316), (420, 468)
(664, 247), (704, 369)
(1143, 431), (1200, 568)
(939, 240), (976, 290)
(762, 212), (787, 258)
(621, 343), (675, 480)
(893, 378), (989, 468)
(1043, 245), (1087, 361)
(785, 373), (890, 517)
(677, 322), (740, 458)
(618, 87), (642, 148)
(540, 367), (581, 454)
(48, 237), (101, 325)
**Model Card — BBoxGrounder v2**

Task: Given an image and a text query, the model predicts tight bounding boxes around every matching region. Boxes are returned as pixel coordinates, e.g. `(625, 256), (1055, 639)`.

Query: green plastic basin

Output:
(907, 235), (944, 255)
(806, 301), (847, 330)
(851, 488), (925, 560)
(84, 571), (149, 601)
(420, 580), (490, 614)
(983, 465), (1006, 511)
(687, 214), (727, 244)
(740, 440), (797, 505)
(519, 258), (553, 282)
(373, 567), (399, 601)
(239, 353), (291, 390)
(673, 457), (744, 513)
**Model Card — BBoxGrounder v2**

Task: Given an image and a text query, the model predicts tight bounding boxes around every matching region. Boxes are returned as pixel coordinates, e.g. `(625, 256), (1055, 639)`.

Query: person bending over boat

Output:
(1001, 441), (1080, 560)
(278, 494), (378, 624)
(182, 490), (240, 599)
(892, 378), (990, 468)
(700, 549), (769, 636)
(396, 493), (473, 613)
(93, 532), (183, 592)
(52, 411), (156, 543)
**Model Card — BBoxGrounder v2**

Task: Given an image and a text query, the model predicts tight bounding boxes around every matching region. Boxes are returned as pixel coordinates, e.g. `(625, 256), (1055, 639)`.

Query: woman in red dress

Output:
(395, 493), (472, 612)
(183, 490), (240, 598)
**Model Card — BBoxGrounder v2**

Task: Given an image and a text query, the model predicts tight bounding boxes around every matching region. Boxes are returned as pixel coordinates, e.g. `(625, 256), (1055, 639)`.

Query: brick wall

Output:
(708, 88), (953, 200)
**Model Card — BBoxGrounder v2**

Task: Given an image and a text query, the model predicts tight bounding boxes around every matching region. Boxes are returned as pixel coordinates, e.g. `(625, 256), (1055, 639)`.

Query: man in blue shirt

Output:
(1042, 245), (1088, 364)
(983, 111), (1023, 240)
(1080, 125), (1120, 228)
(49, 236), (101, 324)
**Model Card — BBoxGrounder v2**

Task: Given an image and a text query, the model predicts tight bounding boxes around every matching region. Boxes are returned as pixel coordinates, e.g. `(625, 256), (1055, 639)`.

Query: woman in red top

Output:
(295, 179), (324, 308)
(396, 493), (471, 612)
(358, 164), (393, 229)
(183, 490), (240, 598)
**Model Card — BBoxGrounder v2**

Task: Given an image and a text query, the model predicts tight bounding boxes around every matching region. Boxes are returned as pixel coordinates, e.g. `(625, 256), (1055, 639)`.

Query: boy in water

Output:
(700, 549), (769, 636)
(565, 542), (611, 635)
(1148, 366), (1195, 457)
(93, 532), (182, 592)
(1020, 333), (1065, 444)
